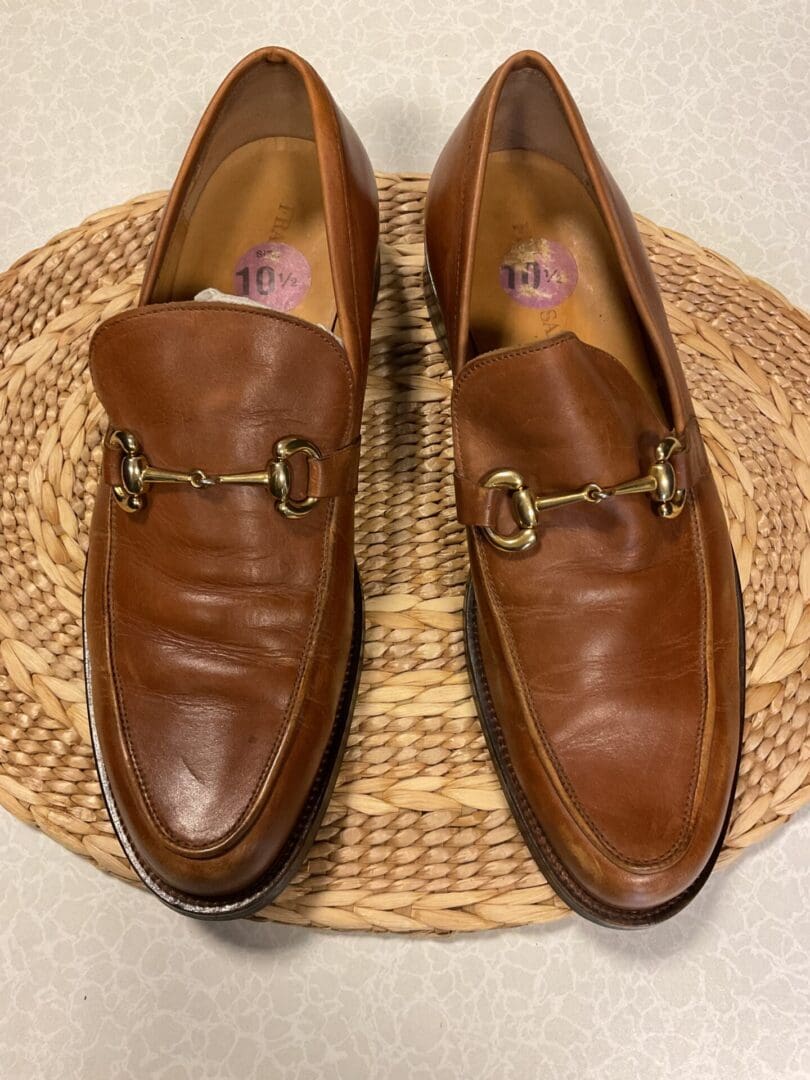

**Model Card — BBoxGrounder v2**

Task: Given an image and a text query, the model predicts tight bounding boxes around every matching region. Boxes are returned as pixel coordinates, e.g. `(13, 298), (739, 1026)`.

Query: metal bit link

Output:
(109, 430), (322, 519)
(482, 437), (686, 552)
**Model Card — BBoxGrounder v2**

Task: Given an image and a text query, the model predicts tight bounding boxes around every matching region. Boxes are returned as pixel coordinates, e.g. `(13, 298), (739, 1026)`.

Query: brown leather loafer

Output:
(83, 48), (378, 918)
(425, 51), (743, 927)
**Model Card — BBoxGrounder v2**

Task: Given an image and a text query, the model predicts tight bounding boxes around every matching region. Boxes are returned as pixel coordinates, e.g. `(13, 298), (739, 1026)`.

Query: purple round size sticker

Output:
(499, 238), (578, 309)
(233, 242), (311, 312)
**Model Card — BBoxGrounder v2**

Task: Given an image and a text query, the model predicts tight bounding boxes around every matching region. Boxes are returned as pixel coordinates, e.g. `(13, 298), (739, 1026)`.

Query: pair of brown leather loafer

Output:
(84, 48), (743, 925)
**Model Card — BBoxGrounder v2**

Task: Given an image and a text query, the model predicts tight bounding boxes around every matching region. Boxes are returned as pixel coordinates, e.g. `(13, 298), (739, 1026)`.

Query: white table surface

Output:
(1, 3), (808, 1078)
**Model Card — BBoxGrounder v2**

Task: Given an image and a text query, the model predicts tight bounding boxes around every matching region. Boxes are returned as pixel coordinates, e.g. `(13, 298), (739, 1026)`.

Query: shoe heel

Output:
(422, 255), (452, 365)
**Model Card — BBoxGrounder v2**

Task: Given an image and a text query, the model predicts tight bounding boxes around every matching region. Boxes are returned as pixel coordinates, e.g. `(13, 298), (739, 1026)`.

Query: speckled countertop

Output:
(1, 3), (808, 1079)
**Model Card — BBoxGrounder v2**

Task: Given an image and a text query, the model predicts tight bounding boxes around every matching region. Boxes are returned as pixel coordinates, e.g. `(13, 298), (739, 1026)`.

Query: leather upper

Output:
(426, 52), (742, 921)
(84, 48), (378, 903)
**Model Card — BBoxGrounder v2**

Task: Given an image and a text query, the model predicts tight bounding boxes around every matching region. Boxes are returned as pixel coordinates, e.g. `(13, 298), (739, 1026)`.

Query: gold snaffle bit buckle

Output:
(109, 430), (322, 519)
(482, 436), (686, 553)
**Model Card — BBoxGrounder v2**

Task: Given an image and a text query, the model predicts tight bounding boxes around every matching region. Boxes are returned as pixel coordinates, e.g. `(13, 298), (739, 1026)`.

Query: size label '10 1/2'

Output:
(499, 238), (578, 309)
(233, 242), (311, 312)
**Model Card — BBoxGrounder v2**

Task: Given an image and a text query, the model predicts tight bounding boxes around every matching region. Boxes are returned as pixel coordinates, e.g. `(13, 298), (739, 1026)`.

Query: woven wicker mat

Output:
(1, 173), (808, 932)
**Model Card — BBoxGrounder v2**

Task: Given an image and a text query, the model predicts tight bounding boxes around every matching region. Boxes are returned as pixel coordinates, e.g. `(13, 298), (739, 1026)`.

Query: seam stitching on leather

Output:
(241, 497), (338, 825)
(683, 487), (711, 830)
(98, 592), (359, 911)
(468, 601), (689, 924)
(476, 536), (692, 870)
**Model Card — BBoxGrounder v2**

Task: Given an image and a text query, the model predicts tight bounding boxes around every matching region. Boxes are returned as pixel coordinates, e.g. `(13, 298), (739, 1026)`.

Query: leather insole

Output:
(168, 136), (336, 329)
(470, 150), (663, 418)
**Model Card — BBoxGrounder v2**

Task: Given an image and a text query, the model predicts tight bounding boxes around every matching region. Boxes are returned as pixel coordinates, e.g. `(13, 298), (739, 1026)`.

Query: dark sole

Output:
(423, 251), (746, 927)
(84, 566), (364, 921)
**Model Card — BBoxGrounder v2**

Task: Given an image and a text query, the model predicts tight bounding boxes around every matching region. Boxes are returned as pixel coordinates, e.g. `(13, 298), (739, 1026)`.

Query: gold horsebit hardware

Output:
(109, 430), (321, 519)
(482, 436), (686, 552)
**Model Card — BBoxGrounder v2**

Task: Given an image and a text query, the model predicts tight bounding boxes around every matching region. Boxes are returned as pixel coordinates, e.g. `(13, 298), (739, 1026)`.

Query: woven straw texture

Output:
(0, 174), (808, 932)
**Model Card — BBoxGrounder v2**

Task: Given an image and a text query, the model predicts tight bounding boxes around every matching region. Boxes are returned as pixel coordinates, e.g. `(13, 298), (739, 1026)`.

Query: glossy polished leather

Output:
(84, 48), (378, 916)
(425, 51), (742, 926)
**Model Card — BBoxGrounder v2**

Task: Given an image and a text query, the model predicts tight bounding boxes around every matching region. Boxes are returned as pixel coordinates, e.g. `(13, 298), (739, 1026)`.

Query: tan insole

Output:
(168, 136), (336, 329)
(470, 151), (663, 418)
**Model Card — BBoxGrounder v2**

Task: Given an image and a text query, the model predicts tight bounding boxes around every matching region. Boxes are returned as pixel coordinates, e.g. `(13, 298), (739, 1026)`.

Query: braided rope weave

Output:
(0, 174), (808, 932)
